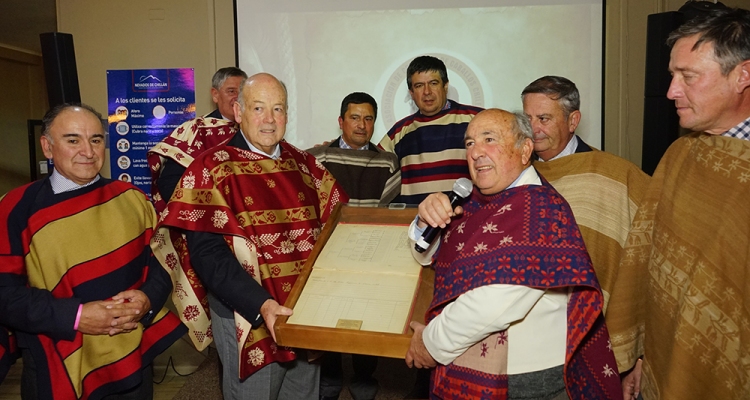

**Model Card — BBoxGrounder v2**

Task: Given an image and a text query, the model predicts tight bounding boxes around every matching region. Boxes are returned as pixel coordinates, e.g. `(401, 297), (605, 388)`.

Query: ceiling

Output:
(0, 0), (57, 53)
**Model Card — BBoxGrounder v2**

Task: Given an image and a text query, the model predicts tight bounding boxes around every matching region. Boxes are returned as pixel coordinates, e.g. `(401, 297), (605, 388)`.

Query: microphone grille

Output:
(453, 178), (473, 198)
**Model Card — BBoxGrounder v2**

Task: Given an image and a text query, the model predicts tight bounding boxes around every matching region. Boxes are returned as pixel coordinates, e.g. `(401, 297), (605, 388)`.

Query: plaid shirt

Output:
(338, 136), (369, 150)
(723, 115), (750, 141)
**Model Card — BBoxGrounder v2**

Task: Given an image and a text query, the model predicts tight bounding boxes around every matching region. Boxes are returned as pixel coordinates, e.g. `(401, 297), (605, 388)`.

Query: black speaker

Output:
(642, 97), (682, 175)
(40, 32), (81, 108)
(641, 2), (728, 175)
(644, 12), (682, 98)
(642, 12), (683, 175)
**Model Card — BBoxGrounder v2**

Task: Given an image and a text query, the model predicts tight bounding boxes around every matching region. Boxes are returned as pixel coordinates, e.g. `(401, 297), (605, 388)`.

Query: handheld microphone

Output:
(415, 178), (473, 253)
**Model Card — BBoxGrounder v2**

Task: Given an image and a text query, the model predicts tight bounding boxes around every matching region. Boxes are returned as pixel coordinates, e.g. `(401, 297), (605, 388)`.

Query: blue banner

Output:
(107, 68), (196, 195)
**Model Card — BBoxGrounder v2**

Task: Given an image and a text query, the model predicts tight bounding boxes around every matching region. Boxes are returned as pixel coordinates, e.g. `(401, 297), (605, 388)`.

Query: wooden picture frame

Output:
(274, 204), (434, 359)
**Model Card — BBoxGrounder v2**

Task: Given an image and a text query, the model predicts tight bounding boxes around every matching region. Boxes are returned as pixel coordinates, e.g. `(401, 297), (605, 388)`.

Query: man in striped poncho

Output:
(0, 103), (185, 399)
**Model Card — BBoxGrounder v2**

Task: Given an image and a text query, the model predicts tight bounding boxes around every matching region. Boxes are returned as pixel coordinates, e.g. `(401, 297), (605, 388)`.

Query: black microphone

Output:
(415, 178), (473, 253)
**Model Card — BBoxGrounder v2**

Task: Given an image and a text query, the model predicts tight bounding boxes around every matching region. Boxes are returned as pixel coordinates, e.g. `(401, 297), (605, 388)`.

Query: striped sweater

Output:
(307, 139), (400, 207)
(378, 100), (482, 204)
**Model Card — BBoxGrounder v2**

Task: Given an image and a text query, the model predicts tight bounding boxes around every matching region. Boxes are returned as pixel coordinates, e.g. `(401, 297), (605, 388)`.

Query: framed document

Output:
(274, 204), (434, 359)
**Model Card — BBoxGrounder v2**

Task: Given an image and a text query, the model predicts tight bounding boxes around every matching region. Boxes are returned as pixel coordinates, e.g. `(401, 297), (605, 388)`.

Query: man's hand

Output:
(417, 193), (463, 230)
(622, 358), (643, 400)
(109, 290), (152, 331)
(405, 321), (437, 369)
(77, 300), (140, 336)
(260, 299), (293, 342)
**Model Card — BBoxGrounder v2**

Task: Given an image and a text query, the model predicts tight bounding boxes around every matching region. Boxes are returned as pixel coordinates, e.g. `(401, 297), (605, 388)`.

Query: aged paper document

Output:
(287, 223), (422, 334)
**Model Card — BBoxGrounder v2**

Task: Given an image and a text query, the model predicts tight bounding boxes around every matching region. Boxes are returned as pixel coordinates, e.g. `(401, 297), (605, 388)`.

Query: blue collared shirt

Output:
(723, 116), (750, 141)
(338, 137), (369, 150)
(536, 135), (580, 162)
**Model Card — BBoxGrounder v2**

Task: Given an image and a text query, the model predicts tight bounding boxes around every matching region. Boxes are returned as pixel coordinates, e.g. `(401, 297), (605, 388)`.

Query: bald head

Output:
(236, 73), (288, 111)
(233, 73), (289, 155)
(464, 109), (534, 195)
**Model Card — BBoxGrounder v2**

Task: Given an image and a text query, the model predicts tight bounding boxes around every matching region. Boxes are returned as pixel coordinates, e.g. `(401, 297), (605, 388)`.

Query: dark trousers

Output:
(21, 349), (153, 400)
(320, 352), (378, 400)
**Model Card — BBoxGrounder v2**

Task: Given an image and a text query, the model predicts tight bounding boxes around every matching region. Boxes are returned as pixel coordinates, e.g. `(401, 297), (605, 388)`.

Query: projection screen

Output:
(235, 0), (604, 150)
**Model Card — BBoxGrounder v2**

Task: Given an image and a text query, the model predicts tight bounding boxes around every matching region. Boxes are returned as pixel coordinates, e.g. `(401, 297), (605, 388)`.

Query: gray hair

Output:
(511, 111), (533, 148)
(521, 76), (580, 118)
(667, 8), (750, 76)
(211, 67), (248, 90)
(42, 103), (103, 143)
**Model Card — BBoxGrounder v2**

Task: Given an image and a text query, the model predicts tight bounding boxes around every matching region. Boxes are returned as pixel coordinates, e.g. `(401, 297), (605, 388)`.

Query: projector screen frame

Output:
(232, 0), (607, 151)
